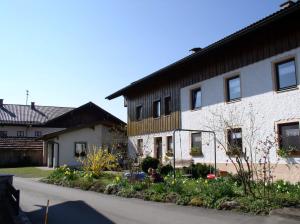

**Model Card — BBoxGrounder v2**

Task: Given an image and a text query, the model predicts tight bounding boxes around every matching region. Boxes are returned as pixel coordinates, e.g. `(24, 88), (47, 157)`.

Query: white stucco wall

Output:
(180, 47), (300, 165)
(47, 124), (125, 167)
(129, 47), (300, 168)
(0, 126), (63, 137)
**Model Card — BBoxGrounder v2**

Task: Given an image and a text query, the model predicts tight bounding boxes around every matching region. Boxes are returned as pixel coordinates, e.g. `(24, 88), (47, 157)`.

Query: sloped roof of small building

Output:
(0, 104), (74, 125)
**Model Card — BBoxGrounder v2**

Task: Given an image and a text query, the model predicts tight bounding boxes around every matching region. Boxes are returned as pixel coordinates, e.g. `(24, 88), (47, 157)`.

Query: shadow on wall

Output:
(26, 200), (115, 224)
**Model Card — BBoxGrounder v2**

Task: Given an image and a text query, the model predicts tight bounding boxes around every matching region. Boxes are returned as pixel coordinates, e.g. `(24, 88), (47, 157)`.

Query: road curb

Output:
(270, 207), (300, 221)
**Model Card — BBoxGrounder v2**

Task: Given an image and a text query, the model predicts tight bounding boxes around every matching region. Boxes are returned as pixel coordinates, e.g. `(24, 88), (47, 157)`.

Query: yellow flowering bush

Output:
(79, 147), (118, 177)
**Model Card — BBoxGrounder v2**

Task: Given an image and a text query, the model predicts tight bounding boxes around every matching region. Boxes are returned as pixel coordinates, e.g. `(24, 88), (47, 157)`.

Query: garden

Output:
(41, 148), (300, 215)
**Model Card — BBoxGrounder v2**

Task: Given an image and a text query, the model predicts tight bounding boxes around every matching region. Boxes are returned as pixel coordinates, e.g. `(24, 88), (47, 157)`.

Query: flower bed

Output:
(42, 166), (300, 215)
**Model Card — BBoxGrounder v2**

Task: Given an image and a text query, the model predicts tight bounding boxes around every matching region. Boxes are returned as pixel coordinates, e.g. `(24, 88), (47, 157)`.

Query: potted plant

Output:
(165, 151), (174, 157)
(189, 147), (203, 157)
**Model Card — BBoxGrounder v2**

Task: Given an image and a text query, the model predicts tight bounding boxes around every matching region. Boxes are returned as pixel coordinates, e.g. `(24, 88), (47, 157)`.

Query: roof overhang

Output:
(106, 2), (300, 100)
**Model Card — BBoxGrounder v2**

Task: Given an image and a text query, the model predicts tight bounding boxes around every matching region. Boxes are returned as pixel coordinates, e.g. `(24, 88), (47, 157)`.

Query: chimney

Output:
(280, 0), (295, 9)
(0, 99), (3, 107)
(189, 47), (202, 53)
(31, 102), (35, 110)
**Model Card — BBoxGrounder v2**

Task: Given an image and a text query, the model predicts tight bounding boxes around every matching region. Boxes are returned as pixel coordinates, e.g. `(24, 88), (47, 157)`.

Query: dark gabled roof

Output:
(40, 102), (126, 140)
(0, 104), (74, 125)
(44, 101), (126, 128)
(106, 2), (300, 100)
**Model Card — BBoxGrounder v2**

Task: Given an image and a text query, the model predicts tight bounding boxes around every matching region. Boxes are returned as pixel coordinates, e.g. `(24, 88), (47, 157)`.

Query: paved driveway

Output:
(14, 177), (298, 224)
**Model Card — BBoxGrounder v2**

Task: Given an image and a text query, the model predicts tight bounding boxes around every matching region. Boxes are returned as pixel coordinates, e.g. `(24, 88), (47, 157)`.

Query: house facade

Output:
(40, 102), (126, 168)
(0, 100), (126, 167)
(107, 2), (300, 182)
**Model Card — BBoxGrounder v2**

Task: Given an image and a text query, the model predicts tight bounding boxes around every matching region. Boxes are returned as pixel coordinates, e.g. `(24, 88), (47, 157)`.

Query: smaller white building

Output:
(40, 102), (126, 168)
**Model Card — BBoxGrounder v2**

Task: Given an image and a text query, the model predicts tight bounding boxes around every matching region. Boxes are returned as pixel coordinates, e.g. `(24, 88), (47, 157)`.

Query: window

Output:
(35, 131), (42, 137)
(275, 59), (297, 91)
(74, 142), (87, 157)
(17, 131), (24, 137)
(137, 139), (143, 155)
(278, 122), (300, 153)
(227, 128), (243, 156)
(226, 76), (241, 102)
(0, 131), (7, 137)
(190, 132), (202, 156)
(167, 136), (173, 152)
(136, 105), (143, 121)
(164, 96), (171, 115)
(191, 88), (201, 110)
(153, 100), (161, 118)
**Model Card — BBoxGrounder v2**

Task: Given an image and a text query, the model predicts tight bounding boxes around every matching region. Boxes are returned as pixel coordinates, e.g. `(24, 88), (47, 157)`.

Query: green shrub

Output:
(158, 164), (174, 176)
(183, 163), (214, 179)
(141, 157), (160, 173)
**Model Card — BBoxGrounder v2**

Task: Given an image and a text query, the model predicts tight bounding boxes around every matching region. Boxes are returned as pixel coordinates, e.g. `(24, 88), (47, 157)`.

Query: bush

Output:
(158, 164), (174, 176)
(141, 157), (160, 173)
(183, 163), (214, 179)
(80, 147), (118, 177)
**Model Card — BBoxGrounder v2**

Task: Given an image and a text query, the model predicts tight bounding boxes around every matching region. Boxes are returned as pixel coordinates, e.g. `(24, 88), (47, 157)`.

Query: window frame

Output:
(274, 58), (298, 92)
(0, 131), (8, 138)
(191, 132), (202, 151)
(35, 131), (42, 137)
(277, 122), (300, 156)
(227, 128), (243, 155)
(166, 136), (173, 152)
(190, 87), (202, 110)
(153, 99), (161, 118)
(74, 142), (87, 157)
(135, 105), (143, 121)
(17, 131), (24, 137)
(137, 139), (143, 155)
(225, 75), (241, 102)
(164, 96), (171, 116)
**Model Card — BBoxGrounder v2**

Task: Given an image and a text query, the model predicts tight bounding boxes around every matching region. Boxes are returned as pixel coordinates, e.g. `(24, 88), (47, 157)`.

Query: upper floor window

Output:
(137, 139), (143, 155)
(191, 88), (202, 110)
(136, 105), (143, 121)
(227, 128), (243, 156)
(0, 131), (7, 138)
(275, 59), (297, 91)
(153, 100), (161, 118)
(74, 142), (87, 157)
(17, 131), (24, 137)
(226, 76), (241, 102)
(164, 96), (171, 115)
(35, 131), (42, 137)
(278, 122), (300, 154)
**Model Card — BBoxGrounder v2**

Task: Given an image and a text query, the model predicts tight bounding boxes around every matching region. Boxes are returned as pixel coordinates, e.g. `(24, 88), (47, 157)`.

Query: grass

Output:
(0, 167), (53, 178)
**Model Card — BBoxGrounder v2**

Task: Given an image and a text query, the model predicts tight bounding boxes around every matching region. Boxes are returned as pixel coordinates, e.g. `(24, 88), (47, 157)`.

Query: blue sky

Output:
(0, 0), (282, 121)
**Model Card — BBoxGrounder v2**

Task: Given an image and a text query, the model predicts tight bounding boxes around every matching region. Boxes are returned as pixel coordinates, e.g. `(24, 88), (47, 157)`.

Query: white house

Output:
(40, 102), (126, 168)
(107, 2), (300, 182)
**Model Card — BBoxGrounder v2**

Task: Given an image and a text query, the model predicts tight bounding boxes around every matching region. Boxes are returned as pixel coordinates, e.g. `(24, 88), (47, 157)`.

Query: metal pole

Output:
(214, 133), (217, 176)
(172, 129), (176, 180)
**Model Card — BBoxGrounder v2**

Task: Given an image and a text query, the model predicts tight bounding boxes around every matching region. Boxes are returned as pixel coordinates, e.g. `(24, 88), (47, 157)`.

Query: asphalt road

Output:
(14, 177), (298, 224)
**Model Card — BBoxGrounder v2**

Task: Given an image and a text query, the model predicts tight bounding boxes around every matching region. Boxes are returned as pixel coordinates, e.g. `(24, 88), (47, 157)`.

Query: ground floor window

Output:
(278, 122), (300, 156)
(190, 132), (202, 156)
(166, 136), (173, 156)
(74, 142), (87, 157)
(137, 139), (143, 156)
(227, 128), (243, 156)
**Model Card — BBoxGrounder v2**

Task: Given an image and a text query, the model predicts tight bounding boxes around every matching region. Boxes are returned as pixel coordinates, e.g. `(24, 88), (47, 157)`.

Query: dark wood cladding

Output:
(126, 12), (300, 136)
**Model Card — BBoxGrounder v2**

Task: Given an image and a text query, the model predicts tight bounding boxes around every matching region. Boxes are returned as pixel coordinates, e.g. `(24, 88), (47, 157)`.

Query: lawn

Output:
(0, 167), (53, 178)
